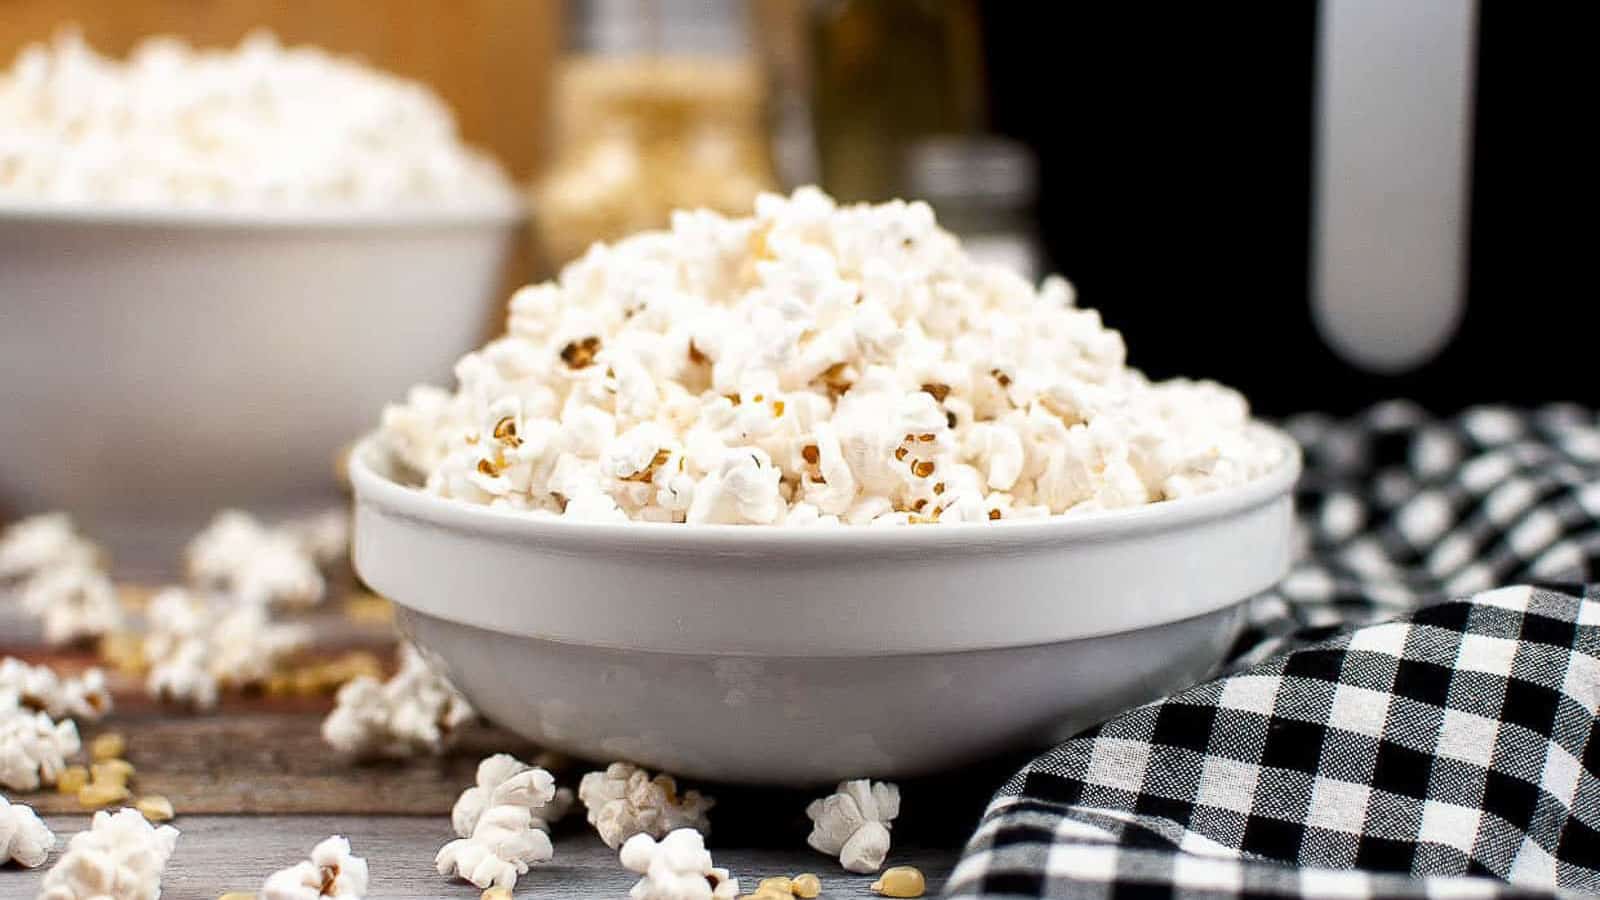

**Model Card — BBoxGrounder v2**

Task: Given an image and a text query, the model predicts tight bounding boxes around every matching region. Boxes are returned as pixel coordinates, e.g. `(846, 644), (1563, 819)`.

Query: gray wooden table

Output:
(1, 601), (998, 898)
(6, 815), (958, 898)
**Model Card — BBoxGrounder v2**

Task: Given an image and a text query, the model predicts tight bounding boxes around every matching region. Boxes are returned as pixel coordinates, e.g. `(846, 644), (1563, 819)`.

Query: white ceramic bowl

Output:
(351, 431), (1300, 784)
(0, 202), (519, 556)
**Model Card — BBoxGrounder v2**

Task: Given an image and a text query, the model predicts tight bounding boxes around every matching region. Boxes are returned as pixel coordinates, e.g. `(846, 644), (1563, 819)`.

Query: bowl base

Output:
(397, 603), (1245, 786)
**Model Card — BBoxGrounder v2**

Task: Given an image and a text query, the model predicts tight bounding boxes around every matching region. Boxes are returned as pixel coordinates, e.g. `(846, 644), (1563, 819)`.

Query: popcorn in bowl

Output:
(379, 187), (1285, 526)
(0, 29), (514, 212)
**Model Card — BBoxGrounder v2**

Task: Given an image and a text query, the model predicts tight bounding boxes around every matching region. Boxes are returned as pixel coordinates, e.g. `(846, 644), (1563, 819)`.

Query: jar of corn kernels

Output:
(530, 0), (778, 267)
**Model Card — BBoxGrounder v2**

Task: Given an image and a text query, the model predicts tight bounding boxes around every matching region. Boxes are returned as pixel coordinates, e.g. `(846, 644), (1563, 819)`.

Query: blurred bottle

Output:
(809, 0), (985, 202)
(904, 136), (1042, 282)
(531, 0), (780, 267)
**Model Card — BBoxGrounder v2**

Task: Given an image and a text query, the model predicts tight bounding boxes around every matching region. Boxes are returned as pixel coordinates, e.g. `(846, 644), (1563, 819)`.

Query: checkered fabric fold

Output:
(947, 405), (1600, 899)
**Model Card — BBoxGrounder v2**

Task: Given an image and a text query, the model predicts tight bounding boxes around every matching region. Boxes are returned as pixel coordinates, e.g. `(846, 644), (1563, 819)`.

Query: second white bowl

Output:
(0, 203), (519, 557)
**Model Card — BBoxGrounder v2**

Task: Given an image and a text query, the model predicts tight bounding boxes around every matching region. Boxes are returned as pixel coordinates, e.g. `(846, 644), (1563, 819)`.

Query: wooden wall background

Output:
(0, 0), (564, 182)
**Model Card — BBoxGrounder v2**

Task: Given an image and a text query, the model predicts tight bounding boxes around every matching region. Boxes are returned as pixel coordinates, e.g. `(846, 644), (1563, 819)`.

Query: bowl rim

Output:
(349, 425), (1302, 554)
(0, 197), (526, 230)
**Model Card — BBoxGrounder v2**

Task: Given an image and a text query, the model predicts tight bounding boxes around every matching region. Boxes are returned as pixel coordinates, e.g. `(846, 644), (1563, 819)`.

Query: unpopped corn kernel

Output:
(78, 780), (131, 808)
(871, 866), (926, 898)
(758, 876), (793, 894)
(481, 888), (514, 900)
(136, 794), (176, 822)
(92, 759), (135, 786)
(99, 631), (149, 674)
(90, 731), (126, 761)
(342, 593), (394, 625)
(791, 873), (822, 898)
(57, 765), (89, 794)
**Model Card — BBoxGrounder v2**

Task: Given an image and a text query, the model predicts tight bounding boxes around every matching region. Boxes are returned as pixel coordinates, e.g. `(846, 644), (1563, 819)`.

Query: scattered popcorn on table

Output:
(186, 511), (326, 607)
(146, 639), (219, 710)
(578, 761), (715, 849)
(281, 509), (351, 569)
(437, 757), (561, 890)
(0, 513), (99, 581)
(620, 829), (739, 900)
(870, 865), (926, 898)
(0, 657), (112, 720)
(143, 588), (311, 709)
(261, 835), (368, 900)
(452, 754), (569, 838)
(805, 779), (900, 873)
(36, 807), (180, 900)
(0, 30), (515, 212)
(20, 562), (123, 646)
(0, 691), (81, 791)
(322, 644), (474, 758)
(377, 188), (1285, 525)
(1, 792), (55, 868)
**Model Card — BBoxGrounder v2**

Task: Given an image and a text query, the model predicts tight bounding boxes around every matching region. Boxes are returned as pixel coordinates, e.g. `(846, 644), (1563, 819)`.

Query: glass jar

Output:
(531, 1), (779, 267)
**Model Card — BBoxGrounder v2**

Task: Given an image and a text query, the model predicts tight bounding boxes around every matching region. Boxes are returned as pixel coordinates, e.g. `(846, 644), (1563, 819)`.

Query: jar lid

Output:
(903, 136), (1039, 209)
(570, 0), (751, 57)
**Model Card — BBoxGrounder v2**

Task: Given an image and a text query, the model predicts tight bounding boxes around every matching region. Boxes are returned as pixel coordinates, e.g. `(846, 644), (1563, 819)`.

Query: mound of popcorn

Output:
(380, 187), (1285, 526)
(0, 30), (514, 211)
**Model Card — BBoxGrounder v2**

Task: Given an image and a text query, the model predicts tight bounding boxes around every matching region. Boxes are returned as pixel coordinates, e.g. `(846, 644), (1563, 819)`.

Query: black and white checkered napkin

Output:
(946, 404), (1600, 898)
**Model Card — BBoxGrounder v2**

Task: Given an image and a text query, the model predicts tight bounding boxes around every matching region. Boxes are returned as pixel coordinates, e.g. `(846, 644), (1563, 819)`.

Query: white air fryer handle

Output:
(1312, 0), (1478, 374)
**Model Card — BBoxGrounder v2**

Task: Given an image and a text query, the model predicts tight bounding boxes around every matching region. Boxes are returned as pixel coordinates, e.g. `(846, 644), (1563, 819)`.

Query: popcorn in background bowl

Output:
(379, 187), (1286, 526)
(0, 29), (515, 213)
(0, 31), (522, 552)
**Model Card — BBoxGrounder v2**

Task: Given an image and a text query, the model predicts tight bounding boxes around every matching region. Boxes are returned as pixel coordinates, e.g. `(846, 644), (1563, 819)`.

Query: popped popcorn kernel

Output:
(0, 657), (112, 721)
(1, 794), (54, 868)
(578, 761), (714, 849)
(0, 692), (81, 791)
(322, 644), (474, 758)
(438, 755), (560, 890)
(37, 808), (180, 900)
(261, 835), (368, 900)
(621, 829), (739, 900)
(806, 779), (900, 874)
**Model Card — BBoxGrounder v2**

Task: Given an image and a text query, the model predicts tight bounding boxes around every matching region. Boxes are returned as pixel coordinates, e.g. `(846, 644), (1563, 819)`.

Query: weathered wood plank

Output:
(2, 815), (959, 899)
(20, 709), (545, 816)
